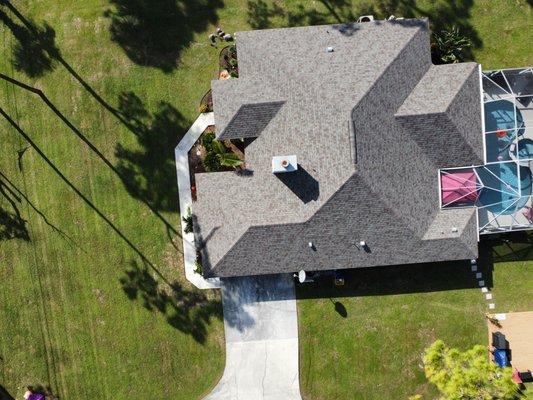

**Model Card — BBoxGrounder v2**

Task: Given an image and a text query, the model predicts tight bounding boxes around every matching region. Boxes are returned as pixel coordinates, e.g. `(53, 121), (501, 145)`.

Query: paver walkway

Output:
(204, 274), (302, 400)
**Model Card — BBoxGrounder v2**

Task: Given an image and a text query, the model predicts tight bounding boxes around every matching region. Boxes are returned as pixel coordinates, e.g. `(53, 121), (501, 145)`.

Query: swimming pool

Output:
(484, 99), (525, 135)
(517, 139), (533, 161)
(477, 163), (532, 215)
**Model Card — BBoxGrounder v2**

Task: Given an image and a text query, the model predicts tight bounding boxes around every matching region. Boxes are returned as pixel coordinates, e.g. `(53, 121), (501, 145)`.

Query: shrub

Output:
(431, 27), (472, 64)
(198, 103), (209, 113)
(202, 131), (216, 151)
(201, 133), (243, 171)
(229, 45), (237, 58)
(194, 260), (203, 275)
(182, 207), (193, 234)
(202, 151), (221, 172)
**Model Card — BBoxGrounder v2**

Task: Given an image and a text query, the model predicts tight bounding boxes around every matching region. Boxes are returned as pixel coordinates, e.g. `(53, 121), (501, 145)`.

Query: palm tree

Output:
(431, 27), (472, 64)
(212, 140), (243, 168)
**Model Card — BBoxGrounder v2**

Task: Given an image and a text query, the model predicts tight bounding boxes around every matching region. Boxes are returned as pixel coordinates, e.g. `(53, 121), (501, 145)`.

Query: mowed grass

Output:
(0, 0), (531, 399)
(297, 254), (533, 400)
(0, 0), (229, 399)
(487, 239), (533, 400)
(297, 262), (488, 400)
(489, 240), (533, 314)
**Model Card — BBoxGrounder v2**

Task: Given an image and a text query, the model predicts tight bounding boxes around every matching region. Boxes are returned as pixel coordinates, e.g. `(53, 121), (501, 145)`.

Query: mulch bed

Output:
(219, 45), (238, 76)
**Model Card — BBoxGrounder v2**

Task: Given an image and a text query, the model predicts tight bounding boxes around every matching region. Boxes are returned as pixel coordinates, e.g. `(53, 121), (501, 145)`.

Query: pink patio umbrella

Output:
(441, 170), (479, 206)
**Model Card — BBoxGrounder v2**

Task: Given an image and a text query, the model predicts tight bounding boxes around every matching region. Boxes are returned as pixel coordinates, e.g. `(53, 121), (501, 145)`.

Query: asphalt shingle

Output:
(193, 19), (483, 278)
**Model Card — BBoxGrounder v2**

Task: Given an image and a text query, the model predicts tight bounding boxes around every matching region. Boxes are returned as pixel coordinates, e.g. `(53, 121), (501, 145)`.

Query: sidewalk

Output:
(174, 112), (220, 290)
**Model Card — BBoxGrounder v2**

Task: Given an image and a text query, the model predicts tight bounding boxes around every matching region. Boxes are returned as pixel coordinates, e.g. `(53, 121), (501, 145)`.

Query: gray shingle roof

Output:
(193, 19), (483, 278)
(218, 101), (285, 139)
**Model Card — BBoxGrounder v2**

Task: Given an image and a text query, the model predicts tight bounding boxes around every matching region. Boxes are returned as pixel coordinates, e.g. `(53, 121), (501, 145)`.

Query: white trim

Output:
(485, 66), (533, 74)
(476, 206), (480, 241)
(438, 164), (480, 171)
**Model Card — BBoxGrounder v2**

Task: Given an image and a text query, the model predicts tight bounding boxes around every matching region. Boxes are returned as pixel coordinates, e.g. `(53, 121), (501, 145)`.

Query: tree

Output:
(431, 27), (472, 64)
(418, 340), (519, 400)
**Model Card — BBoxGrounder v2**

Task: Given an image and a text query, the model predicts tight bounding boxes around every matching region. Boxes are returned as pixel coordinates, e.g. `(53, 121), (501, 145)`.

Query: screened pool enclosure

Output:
(440, 67), (533, 234)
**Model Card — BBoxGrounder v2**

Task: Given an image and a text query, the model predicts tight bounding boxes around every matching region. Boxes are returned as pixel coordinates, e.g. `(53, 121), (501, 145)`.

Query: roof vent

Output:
(357, 15), (374, 22)
(326, 46), (334, 53)
(272, 155), (297, 173)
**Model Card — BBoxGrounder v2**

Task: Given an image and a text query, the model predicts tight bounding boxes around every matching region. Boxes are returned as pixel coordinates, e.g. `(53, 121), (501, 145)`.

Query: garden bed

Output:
(188, 126), (245, 200)
(198, 45), (238, 112)
(219, 45), (238, 77)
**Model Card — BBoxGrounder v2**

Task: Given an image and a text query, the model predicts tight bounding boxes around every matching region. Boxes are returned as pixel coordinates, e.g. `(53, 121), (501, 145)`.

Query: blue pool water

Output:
(518, 139), (533, 160)
(484, 99), (525, 135)
(477, 163), (532, 214)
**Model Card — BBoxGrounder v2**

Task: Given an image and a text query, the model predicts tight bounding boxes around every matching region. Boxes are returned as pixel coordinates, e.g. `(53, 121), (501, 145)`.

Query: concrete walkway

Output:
(174, 112), (220, 290)
(205, 274), (302, 400)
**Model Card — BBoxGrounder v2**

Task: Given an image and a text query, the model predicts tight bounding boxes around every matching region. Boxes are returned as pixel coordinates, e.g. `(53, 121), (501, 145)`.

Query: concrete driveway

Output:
(204, 274), (302, 400)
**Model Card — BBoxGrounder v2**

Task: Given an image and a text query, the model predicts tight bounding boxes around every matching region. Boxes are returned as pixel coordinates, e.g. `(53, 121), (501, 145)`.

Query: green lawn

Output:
(297, 261), (488, 400)
(0, 1), (230, 399)
(297, 254), (533, 399)
(297, 246), (533, 400)
(489, 239), (533, 313)
(0, 0), (531, 399)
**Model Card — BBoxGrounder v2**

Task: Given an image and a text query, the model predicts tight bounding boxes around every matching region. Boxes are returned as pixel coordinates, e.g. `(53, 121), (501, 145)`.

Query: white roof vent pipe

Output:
(357, 15), (374, 22)
(272, 155), (298, 173)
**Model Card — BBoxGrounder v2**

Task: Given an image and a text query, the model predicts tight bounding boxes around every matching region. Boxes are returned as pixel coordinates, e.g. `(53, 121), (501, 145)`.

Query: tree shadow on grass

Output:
(246, 0), (481, 59)
(0, 174), (29, 241)
(104, 0), (223, 72)
(246, 0), (286, 29)
(115, 91), (187, 213)
(0, 384), (15, 400)
(0, 4), (59, 78)
(120, 259), (222, 343)
(0, 106), (173, 285)
(0, 206), (28, 241)
(0, 169), (74, 244)
(0, 3), (151, 132)
(0, 74), (180, 241)
(0, 4), (185, 244)
(246, 0), (367, 29)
